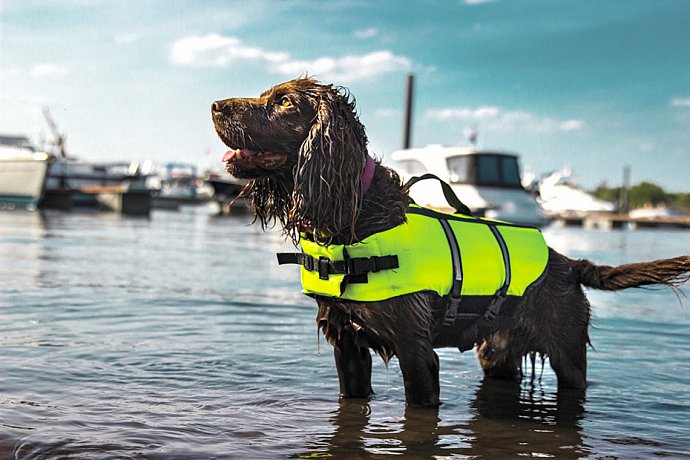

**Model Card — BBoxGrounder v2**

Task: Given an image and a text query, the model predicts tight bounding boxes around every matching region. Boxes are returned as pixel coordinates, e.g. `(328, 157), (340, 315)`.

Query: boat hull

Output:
(0, 158), (50, 211)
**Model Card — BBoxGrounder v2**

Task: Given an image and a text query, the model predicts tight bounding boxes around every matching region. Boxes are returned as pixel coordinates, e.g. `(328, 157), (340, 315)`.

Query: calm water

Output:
(1, 208), (689, 459)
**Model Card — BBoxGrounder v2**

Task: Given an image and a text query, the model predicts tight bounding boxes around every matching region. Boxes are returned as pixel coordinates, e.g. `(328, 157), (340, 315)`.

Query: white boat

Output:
(390, 145), (549, 226)
(537, 169), (615, 215)
(151, 162), (214, 209)
(43, 158), (157, 210)
(628, 203), (679, 219)
(45, 159), (151, 191)
(0, 135), (53, 211)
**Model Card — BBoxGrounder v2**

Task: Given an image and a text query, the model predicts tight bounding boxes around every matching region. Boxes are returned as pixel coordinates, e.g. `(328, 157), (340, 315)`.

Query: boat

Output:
(536, 169), (615, 216)
(390, 145), (549, 226)
(151, 162), (214, 210)
(0, 135), (53, 211)
(43, 159), (154, 210)
(628, 203), (680, 219)
(204, 170), (248, 214)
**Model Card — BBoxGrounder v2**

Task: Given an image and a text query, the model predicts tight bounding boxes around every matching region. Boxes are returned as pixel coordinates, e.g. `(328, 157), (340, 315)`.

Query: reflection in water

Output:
(468, 378), (587, 458)
(314, 377), (587, 458)
(0, 211), (47, 287)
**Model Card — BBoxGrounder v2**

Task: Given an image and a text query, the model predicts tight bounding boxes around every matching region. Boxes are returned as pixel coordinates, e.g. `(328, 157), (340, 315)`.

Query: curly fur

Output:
(212, 77), (690, 407)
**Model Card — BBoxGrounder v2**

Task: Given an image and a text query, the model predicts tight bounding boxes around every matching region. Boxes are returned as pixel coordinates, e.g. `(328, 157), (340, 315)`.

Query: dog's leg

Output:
(545, 288), (590, 389)
(548, 343), (587, 389)
(318, 304), (374, 399)
(396, 341), (440, 407)
(333, 324), (374, 399)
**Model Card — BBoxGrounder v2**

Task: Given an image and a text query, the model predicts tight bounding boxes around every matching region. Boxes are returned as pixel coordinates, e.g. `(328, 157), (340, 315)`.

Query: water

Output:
(1, 208), (689, 459)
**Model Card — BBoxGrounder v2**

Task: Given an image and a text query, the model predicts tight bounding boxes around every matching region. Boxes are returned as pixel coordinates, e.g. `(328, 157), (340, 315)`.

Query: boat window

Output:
(448, 154), (523, 188)
(447, 156), (472, 183)
(397, 159), (427, 175)
(476, 156), (500, 184)
(500, 157), (522, 186)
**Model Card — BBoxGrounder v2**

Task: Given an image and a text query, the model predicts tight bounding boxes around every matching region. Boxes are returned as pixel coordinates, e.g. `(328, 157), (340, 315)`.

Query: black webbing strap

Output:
(276, 252), (399, 281)
(477, 225), (512, 340)
(405, 173), (474, 216)
(439, 219), (463, 325)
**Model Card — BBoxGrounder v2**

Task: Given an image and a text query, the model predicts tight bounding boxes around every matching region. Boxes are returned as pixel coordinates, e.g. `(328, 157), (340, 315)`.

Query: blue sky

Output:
(2, 0), (689, 191)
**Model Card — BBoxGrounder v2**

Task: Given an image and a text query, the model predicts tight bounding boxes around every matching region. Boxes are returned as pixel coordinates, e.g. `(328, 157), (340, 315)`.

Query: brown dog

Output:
(212, 78), (690, 407)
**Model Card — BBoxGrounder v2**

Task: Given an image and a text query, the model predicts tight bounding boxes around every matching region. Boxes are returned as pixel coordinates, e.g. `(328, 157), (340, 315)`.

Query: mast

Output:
(42, 107), (68, 159)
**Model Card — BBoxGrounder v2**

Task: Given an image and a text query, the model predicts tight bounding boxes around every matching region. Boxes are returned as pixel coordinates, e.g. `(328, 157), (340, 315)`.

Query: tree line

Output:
(592, 182), (690, 214)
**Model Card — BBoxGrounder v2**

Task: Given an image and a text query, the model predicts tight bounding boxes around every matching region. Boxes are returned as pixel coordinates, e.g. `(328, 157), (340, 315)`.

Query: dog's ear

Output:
(292, 85), (368, 242)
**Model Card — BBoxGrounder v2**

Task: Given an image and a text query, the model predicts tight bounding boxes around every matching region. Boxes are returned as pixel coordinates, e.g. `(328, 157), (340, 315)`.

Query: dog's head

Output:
(212, 78), (370, 242)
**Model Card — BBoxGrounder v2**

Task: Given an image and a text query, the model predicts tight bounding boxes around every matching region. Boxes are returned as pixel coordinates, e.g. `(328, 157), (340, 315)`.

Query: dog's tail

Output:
(571, 254), (690, 291)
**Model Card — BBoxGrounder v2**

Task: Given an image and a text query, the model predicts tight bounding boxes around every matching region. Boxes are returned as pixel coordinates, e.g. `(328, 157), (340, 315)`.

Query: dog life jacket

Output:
(277, 175), (549, 326)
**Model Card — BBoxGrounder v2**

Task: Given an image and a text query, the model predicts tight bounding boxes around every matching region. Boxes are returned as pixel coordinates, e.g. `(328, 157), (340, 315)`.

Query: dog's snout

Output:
(211, 100), (226, 114)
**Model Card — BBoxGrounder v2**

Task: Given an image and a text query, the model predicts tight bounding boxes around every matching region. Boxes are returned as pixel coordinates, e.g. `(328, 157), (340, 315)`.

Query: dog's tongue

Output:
(222, 149), (240, 163)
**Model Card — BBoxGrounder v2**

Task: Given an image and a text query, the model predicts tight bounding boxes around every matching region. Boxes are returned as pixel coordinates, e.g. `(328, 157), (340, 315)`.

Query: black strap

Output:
(477, 225), (512, 342)
(277, 252), (398, 281)
(438, 219), (463, 325)
(405, 173), (474, 216)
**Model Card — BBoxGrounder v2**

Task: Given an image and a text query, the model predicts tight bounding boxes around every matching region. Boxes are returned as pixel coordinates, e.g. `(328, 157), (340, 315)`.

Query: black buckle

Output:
(482, 290), (506, 324)
(318, 256), (330, 280)
(302, 254), (314, 272)
(348, 257), (375, 275)
(345, 255), (398, 276)
(444, 297), (461, 326)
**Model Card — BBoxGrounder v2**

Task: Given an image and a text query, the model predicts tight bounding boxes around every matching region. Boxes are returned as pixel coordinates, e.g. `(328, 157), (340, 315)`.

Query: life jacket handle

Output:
(405, 173), (474, 216)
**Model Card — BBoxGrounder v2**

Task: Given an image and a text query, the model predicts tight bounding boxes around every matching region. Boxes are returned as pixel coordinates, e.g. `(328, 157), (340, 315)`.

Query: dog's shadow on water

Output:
(314, 378), (588, 458)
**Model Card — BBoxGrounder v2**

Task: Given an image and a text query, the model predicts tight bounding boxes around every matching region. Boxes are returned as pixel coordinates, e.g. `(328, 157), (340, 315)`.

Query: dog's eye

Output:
(279, 97), (292, 108)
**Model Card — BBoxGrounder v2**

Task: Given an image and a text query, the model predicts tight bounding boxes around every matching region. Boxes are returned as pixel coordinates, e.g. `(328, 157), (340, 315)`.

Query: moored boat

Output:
(390, 145), (549, 227)
(0, 135), (53, 211)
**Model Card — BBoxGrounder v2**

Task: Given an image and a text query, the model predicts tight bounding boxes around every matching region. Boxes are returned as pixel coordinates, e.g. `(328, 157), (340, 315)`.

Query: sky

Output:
(1, 0), (689, 192)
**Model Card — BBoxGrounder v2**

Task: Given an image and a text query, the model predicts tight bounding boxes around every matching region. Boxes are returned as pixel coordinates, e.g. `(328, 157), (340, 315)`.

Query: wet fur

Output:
(212, 78), (690, 407)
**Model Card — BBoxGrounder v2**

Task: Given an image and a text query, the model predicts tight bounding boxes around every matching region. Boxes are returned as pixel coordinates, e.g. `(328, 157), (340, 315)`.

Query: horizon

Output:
(1, 0), (689, 192)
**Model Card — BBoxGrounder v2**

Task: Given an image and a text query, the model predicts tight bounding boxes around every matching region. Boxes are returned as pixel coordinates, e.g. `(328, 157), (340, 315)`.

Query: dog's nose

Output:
(211, 100), (224, 113)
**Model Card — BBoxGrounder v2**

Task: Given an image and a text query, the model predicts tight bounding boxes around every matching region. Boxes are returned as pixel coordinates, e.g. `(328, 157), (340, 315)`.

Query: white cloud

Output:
(30, 64), (68, 78)
(171, 34), (288, 67)
(560, 119), (585, 131)
(170, 34), (411, 82)
(463, 0), (495, 5)
(430, 106), (500, 120)
(354, 27), (379, 39)
(426, 106), (584, 133)
(278, 50), (411, 83)
(670, 98), (690, 107)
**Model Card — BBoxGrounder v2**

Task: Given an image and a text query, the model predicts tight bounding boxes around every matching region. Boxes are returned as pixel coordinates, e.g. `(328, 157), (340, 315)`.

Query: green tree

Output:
(628, 182), (668, 209)
(592, 183), (620, 204)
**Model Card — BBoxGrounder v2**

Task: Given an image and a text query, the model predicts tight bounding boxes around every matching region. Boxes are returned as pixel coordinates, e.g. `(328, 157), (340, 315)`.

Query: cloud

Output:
(463, 0), (495, 5)
(354, 27), (379, 39)
(426, 106), (585, 133)
(559, 119), (585, 131)
(429, 106), (501, 120)
(170, 34), (411, 82)
(277, 50), (411, 83)
(171, 34), (288, 67)
(30, 64), (68, 78)
(670, 98), (690, 107)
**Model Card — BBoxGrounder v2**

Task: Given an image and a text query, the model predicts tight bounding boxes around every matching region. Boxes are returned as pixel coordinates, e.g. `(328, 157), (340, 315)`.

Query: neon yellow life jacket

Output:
(277, 204), (548, 303)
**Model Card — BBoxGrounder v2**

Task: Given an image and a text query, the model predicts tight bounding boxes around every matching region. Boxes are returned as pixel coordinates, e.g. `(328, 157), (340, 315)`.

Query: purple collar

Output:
(360, 155), (376, 197)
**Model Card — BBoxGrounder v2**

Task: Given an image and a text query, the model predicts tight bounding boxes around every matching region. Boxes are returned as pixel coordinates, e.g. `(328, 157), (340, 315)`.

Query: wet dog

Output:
(212, 77), (690, 407)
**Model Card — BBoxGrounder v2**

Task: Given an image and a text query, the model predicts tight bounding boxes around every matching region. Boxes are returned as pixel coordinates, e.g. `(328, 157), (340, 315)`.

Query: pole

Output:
(402, 73), (414, 149)
(619, 166), (630, 214)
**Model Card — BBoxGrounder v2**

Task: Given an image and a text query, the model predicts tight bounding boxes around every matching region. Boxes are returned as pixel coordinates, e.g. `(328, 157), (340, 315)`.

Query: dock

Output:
(548, 212), (690, 230)
(42, 185), (152, 216)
